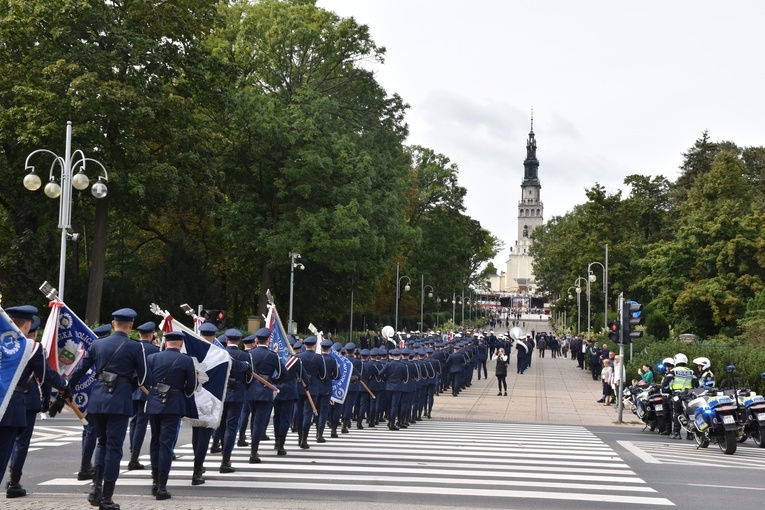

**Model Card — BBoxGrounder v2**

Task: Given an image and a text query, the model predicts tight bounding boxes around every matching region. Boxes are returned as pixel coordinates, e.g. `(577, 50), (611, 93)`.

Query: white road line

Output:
(617, 441), (662, 464)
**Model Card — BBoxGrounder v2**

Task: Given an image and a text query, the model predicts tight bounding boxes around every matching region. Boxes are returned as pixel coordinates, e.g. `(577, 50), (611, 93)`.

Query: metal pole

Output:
(605, 244), (609, 331)
(577, 290), (581, 335)
(461, 288), (465, 326)
(452, 292), (455, 325)
(58, 122), (74, 301)
(617, 293), (625, 423)
(395, 263), (400, 331)
(288, 253), (296, 335)
(586, 274), (591, 341)
(349, 278), (354, 341)
(420, 275), (424, 332)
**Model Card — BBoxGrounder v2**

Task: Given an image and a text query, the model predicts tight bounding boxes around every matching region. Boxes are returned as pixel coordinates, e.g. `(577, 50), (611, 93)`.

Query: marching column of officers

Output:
(1, 302), (490, 510)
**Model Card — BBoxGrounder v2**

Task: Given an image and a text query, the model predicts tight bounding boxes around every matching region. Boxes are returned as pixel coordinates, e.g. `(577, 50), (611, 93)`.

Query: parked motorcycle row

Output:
(625, 367), (765, 455)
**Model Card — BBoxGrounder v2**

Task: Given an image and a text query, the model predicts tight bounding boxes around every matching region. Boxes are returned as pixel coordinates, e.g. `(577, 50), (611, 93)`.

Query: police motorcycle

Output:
(678, 386), (740, 455)
(627, 383), (667, 432)
(721, 367), (765, 447)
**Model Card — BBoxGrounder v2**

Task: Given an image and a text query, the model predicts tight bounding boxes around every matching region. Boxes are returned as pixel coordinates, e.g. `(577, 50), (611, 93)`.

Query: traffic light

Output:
(621, 300), (644, 343)
(203, 309), (227, 330)
(608, 321), (621, 343)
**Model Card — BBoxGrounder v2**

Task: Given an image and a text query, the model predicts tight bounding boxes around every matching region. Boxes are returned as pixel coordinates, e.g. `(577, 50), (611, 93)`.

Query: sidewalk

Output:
(431, 321), (639, 427)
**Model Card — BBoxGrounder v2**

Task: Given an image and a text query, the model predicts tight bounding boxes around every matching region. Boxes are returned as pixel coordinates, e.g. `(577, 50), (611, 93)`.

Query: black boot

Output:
(261, 429), (270, 441)
(299, 430), (310, 450)
(388, 420), (399, 431)
(398, 420), (408, 429)
(273, 436), (280, 450)
(316, 427), (327, 443)
(237, 429), (249, 447)
(341, 420), (349, 434)
(357, 418), (364, 430)
(191, 463), (205, 485)
(127, 449), (144, 470)
(276, 436), (287, 456)
(210, 437), (222, 454)
(99, 482), (119, 510)
(249, 445), (261, 464)
(78, 456), (96, 481)
(6, 471), (26, 498)
(88, 469), (103, 507)
(220, 452), (235, 473)
(330, 426), (339, 438)
(150, 471), (158, 497)
(155, 473), (171, 501)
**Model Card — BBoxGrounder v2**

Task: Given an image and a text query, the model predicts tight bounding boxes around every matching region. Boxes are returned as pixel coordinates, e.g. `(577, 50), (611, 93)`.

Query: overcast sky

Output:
(317, 0), (765, 269)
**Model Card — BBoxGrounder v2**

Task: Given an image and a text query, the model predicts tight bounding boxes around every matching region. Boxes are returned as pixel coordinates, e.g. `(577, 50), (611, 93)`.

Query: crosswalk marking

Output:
(619, 439), (765, 470)
(40, 421), (674, 506)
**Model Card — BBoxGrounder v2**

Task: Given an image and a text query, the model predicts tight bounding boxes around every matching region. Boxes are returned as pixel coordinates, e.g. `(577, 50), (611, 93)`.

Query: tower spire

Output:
(530, 107), (534, 133)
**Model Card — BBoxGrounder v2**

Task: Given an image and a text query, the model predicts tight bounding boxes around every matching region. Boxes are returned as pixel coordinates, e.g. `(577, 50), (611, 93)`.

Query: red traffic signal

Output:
(608, 321), (620, 342)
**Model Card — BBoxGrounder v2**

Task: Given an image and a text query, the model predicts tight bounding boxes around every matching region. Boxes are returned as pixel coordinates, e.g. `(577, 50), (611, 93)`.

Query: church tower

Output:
(505, 113), (544, 294)
(517, 114), (544, 249)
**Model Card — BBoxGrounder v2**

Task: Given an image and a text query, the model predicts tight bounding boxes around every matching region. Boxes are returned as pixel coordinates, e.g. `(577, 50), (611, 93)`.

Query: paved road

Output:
(9, 316), (765, 509)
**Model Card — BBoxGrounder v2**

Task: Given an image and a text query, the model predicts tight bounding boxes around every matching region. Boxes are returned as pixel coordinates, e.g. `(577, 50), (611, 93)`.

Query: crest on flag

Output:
(264, 294), (297, 371)
(329, 348), (352, 404)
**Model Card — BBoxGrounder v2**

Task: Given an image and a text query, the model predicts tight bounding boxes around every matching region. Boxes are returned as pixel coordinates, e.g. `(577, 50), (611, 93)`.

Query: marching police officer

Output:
(128, 321), (159, 470)
(316, 338), (340, 442)
(245, 327), (283, 463)
(2, 307), (69, 496)
(68, 307), (149, 510)
(296, 336), (320, 449)
(76, 323), (112, 481)
(218, 327), (251, 475)
(380, 348), (408, 430)
(342, 342), (362, 432)
(146, 330), (196, 500)
(272, 347), (305, 456)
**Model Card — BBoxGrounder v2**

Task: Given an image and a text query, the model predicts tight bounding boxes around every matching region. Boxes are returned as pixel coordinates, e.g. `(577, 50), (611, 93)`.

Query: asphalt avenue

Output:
(8, 316), (765, 509)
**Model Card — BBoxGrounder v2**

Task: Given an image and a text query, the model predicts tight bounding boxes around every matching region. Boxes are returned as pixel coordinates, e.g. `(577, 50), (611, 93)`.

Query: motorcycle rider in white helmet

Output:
(661, 353), (699, 439)
(693, 357), (715, 388)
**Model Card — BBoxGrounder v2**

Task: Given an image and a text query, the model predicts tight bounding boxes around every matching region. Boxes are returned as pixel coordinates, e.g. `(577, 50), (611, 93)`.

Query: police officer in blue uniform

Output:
(296, 335), (320, 449)
(342, 342), (363, 431)
(146, 330), (196, 500)
(75, 323), (112, 482)
(68, 308), (149, 510)
(3, 307), (69, 496)
(380, 348), (408, 430)
(424, 347), (439, 418)
(272, 347), (304, 456)
(245, 327), (283, 463)
(316, 338), (340, 442)
(128, 321), (159, 470)
(446, 345), (465, 396)
(218, 327), (251, 475)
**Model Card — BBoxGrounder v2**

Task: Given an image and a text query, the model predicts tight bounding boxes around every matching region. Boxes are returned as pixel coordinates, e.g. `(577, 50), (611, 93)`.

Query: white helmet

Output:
(693, 357), (711, 370)
(673, 353), (688, 365)
(662, 357), (675, 366)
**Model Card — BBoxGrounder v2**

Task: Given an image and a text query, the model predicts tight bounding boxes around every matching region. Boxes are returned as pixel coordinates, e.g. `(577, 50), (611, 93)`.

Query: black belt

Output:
(97, 374), (131, 383)
(14, 385), (29, 394)
(152, 386), (181, 392)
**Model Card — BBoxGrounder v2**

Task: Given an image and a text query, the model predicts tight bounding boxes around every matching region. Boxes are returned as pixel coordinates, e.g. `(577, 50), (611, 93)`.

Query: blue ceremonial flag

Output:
(0, 308), (35, 422)
(40, 301), (99, 414)
(266, 304), (297, 371)
(156, 309), (231, 428)
(329, 348), (352, 404)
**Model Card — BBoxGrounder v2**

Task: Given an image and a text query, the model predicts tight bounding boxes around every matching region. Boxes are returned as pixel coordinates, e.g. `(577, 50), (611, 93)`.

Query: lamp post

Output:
(588, 260), (607, 337)
(573, 277), (587, 336)
(451, 293), (458, 325)
(395, 263), (411, 332)
(420, 276), (433, 333)
(23, 121), (108, 301)
(288, 252), (304, 334)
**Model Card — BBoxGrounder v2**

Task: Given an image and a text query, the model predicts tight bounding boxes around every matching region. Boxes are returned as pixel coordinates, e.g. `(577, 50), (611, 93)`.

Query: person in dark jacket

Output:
(146, 330), (196, 500)
(493, 347), (509, 396)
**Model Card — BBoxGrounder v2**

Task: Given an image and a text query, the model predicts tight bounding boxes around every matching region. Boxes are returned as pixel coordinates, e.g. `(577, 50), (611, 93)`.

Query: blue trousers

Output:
(192, 426), (213, 466)
(91, 413), (130, 483)
(342, 391), (359, 423)
(248, 400), (274, 449)
(10, 410), (37, 473)
(387, 391), (402, 422)
(273, 399), (296, 437)
(0, 426), (22, 485)
(82, 421), (98, 458)
(220, 401), (244, 454)
(129, 400), (149, 453)
(149, 414), (182, 476)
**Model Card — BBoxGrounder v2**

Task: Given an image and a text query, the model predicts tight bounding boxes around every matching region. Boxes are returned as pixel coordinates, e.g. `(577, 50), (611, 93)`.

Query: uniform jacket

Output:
(68, 331), (148, 416)
(133, 340), (159, 400)
(145, 348), (196, 415)
(381, 359), (408, 392)
(246, 345), (283, 402)
(224, 345), (252, 403)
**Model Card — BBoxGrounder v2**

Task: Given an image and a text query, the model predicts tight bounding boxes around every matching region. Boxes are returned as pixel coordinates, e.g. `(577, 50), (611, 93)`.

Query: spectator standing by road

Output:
(537, 336), (547, 358)
(601, 359), (614, 407)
